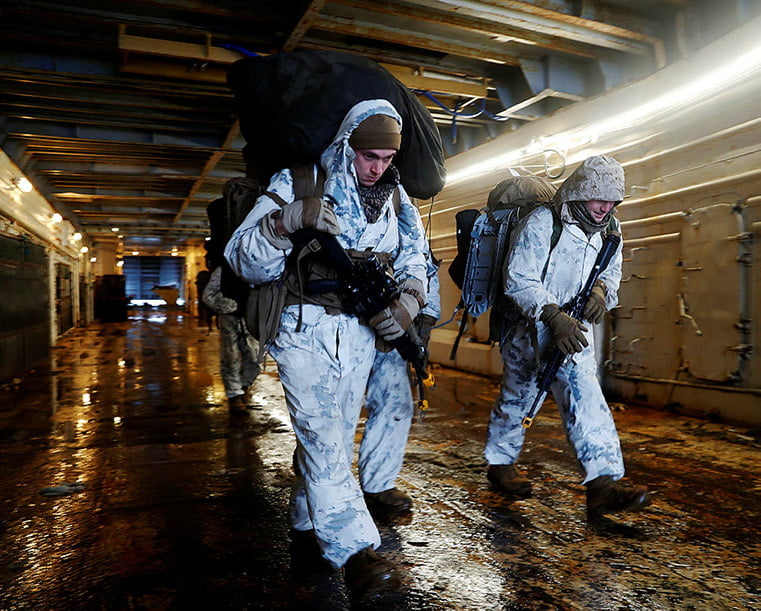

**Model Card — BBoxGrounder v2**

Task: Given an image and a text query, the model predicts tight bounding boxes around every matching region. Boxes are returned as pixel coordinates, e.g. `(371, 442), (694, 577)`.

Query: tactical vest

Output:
(266, 164), (399, 315)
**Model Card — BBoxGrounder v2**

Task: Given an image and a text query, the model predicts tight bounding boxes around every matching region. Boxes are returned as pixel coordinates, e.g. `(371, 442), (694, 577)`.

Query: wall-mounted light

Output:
(1, 175), (33, 194)
(111, 227), (119, 232)
(132, 250), (139, 256)
(116, 260), (124, 268)
(90, 256), (97, 263)
(80, 246), (89, 254)
(51, 213), (63, 223)
(13, 177), (32, 193)
(72, 232), (82, 241)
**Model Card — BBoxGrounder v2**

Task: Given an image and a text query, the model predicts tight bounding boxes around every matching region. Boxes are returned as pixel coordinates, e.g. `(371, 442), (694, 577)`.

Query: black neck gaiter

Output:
(358, 164), (400, 223)
(569, 200), (612, 234)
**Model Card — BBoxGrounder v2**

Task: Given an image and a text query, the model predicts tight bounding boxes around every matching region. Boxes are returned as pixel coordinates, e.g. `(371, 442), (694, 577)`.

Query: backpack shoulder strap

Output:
(605, 214), (619, 236)
(531, 202), (562, 281)
(291, 164), (325, 199)
(548, 204), (563, 251)
(264, 164), (325, 207)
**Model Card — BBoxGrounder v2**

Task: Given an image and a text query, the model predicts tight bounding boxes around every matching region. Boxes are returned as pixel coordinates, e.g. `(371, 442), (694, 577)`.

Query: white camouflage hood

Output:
(554, 155), (625, 204)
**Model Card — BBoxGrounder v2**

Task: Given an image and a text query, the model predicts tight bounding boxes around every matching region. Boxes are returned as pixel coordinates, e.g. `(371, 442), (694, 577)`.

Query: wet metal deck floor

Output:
(0, 309), (759, 609)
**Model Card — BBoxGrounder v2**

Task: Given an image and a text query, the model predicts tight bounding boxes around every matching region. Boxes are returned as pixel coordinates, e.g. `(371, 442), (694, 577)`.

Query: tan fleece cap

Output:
(349, 114), (401, 151)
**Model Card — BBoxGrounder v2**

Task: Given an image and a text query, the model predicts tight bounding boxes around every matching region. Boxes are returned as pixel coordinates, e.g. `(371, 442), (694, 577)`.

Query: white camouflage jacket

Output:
(224, 99), (428, 304)
(505, 155), (624, 354)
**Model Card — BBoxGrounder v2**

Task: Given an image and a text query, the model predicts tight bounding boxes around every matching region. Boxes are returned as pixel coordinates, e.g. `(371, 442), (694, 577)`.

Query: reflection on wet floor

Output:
(0, 308), (759, 609)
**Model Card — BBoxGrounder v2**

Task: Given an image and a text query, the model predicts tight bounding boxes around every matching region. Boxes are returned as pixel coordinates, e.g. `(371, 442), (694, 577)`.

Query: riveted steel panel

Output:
(680, 206), (745, 382)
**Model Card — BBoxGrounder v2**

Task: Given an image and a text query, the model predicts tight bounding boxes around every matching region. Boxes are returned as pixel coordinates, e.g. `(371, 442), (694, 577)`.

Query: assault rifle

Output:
(521, 232), (621, 428)
(290, 229), (435, 410)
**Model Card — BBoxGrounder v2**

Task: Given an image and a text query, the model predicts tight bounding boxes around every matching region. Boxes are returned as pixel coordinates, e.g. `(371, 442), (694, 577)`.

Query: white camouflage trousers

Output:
(359, 348), (414, 493)
(218, 313), (260, 398)
(268, 305), (379, 568)
(485, 328), (625, 484)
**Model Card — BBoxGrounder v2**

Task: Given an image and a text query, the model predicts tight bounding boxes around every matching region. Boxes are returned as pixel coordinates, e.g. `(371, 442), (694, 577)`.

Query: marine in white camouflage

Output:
(485, 156), (627, 486)
(225, 99), (429, 573)
(202, 266), (260, 406)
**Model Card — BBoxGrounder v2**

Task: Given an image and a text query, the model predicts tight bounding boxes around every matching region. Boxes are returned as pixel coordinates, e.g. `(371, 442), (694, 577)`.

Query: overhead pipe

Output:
(618, 167), (761, 211)
(618, 116), (761, 188)
(623, 233), (680, 248)
(620, 211), (685, 229)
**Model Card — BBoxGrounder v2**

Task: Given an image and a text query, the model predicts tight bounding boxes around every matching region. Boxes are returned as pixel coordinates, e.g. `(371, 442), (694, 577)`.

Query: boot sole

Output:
(588, 492), (651, 516)
(487, 479), (533, 499)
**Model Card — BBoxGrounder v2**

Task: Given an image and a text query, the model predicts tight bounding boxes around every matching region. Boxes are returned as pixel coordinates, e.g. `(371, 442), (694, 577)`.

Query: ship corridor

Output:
(0, 307), (758, 610)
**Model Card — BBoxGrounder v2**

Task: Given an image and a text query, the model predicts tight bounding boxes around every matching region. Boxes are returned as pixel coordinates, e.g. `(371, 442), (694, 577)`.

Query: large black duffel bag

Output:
(227, 49), (446, 200)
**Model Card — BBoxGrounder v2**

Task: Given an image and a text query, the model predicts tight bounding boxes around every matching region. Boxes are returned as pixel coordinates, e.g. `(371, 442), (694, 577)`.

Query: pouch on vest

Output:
(246, 279), (288, 362)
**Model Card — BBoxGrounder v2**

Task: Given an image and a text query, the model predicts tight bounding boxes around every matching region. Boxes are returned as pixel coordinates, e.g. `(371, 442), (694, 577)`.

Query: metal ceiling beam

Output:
(405, 0), (664, 66)
(167, 119), (241, 247)
(380, 64), (488, 98)
(282, 0), (328, 52)
(119, 30), (242, 65)
(311, 13), (524, 65)
(496, 87), (583, 118)
(9, 134), (227, 160)
(115, 32), (492, 97)
(331, 0), (598, 59)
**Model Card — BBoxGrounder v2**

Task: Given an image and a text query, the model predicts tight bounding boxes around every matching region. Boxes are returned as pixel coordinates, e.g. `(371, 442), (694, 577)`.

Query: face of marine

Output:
(585, 199), (615, 223)
(353, 149), (396, 187)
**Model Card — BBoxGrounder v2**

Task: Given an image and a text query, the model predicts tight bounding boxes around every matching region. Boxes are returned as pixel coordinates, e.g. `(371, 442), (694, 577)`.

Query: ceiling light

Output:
(80, 246), (89, 253)
(51, 213), (63, 223)
(111, 227), (119, 232)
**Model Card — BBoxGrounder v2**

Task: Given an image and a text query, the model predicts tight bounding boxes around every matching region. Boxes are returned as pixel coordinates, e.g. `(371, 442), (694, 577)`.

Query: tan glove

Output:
(583, 280), (607, 324)
(280, 196), (340, 236)
(540, 304), (589, 355)
(369, 292), (421, 342)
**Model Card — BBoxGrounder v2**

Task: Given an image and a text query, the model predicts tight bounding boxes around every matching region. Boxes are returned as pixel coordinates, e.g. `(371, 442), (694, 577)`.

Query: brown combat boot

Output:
(228, 394), (247, 415)
(364, 488), (413, 515)
(487, 464), (532, 498)
(586, 475), (651, 516)
(343, 546), (400, 597)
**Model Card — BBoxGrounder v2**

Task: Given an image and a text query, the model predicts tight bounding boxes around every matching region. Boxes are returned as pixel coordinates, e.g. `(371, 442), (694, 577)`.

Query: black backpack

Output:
(205, 178), (264, 315)
(227, 49), (445, 199)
